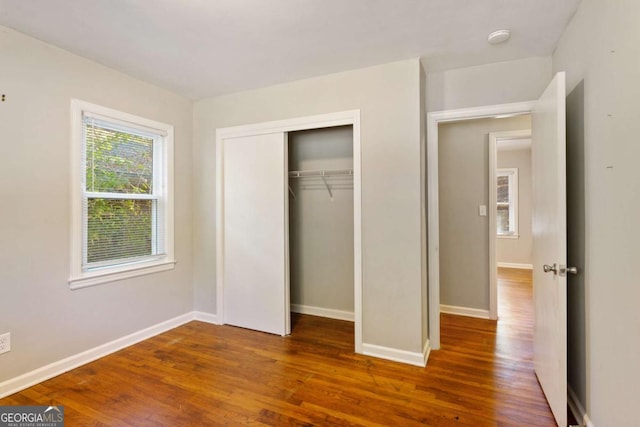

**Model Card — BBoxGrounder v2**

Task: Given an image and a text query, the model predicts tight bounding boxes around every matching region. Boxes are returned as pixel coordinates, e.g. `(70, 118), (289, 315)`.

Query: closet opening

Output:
(215, 110), (362, 352)
(287, 125), (355, 337)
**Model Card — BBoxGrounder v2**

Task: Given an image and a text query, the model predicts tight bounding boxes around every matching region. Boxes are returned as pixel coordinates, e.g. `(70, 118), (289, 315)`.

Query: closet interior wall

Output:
(288, 126), (354, 318)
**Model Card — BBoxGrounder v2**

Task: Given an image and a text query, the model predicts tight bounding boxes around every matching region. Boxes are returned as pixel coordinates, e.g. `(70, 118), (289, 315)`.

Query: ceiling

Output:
(0, 0), (581, 100)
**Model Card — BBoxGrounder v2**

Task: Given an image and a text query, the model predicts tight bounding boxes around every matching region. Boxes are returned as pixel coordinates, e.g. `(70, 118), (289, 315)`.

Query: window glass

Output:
(85, 122), (154, 194)
(496, 169), (518, 237)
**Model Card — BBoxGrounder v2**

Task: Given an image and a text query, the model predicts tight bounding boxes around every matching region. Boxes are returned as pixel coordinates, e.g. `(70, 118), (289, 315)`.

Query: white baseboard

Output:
(583, 414), (594, 427)
(0, 311), (210, 399)
(423, 339), (431, 366)
(440, 304), (491, 320)
(291, 304), (354, 322)
(362, 340), (429, 367)
(193, 311), (218, 324)
(568, 385), (594, 427)
(497, 262), (533, 270)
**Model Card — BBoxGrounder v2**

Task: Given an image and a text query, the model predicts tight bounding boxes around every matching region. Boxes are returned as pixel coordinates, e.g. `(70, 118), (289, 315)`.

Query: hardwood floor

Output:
(1, 268), (556, 426)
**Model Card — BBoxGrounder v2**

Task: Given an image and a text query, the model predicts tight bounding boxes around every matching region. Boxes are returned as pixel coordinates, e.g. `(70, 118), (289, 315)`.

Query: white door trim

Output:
(489, 129), (531, 320)
(216, 110), (363, 353)
(427, 102), (535, 349)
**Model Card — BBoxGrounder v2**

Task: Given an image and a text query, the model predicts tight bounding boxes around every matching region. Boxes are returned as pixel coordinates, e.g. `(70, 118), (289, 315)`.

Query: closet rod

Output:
(288, 168), (353, 178)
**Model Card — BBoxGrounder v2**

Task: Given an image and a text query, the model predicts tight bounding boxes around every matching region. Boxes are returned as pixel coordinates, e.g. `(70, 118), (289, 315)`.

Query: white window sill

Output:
(497, 234), (519, 240)
(69, 259), (176, 290)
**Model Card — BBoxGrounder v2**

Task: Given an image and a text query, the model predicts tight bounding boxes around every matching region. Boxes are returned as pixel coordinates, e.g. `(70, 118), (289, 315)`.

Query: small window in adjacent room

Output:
(497, 168), (518, 238)
(69, 100), (175, 289)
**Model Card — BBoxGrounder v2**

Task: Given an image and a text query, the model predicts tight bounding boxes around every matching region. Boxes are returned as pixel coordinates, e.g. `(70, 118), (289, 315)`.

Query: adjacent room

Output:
(1, 1), (638, 426)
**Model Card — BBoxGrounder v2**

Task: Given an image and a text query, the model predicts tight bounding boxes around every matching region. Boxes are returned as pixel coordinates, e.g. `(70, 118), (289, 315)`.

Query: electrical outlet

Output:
(0, 333), (10, 354)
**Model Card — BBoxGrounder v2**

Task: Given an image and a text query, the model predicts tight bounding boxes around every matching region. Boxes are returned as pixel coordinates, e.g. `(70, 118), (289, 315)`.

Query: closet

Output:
(288, 126), (354, 324)
(215, 111), (361, 346)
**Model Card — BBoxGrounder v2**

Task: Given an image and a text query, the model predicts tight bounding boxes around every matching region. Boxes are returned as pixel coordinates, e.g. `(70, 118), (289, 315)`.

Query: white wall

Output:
(0, 27), (193, 382)
(289, 126), (354, 314)
(496, 148), (533, 266)
(438, 116), (531, 311)
(553, 0), (640, 424)
(193, 59), (426, 354)
(425, 57), (552, 112)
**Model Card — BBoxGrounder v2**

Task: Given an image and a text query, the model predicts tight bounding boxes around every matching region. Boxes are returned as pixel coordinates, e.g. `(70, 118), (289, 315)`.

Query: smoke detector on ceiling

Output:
(487, 29), (511, 44)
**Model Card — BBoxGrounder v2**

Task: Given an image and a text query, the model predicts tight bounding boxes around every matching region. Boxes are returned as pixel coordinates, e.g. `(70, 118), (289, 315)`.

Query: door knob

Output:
(544, 264), (579, 276)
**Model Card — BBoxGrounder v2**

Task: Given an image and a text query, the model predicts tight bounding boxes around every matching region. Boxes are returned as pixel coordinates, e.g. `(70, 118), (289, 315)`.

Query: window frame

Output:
(496, 167), (519, 239)
(70, 100), (175, 289)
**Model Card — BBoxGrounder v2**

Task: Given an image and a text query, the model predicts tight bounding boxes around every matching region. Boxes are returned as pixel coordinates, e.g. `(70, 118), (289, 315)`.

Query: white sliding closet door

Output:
(221, 132), (289, 336)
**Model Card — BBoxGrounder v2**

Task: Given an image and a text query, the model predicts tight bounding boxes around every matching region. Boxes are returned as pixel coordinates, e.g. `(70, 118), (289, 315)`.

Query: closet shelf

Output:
(288, 168), (353, 178)
(288, 168), (353, 200)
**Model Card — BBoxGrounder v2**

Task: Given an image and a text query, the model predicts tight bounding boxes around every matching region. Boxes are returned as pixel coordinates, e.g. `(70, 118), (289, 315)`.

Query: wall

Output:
(420, 63), (429, 348)
(553, 0), (640, 424)
(438, 115), (531, 311)
(496, 147), (533, 266)
(0, 27), (193, 383)
(288, 126), (354, 314)
(566, 80), (587, 420)
(425, 57), (552, 112)
(193, 59), (426, 354)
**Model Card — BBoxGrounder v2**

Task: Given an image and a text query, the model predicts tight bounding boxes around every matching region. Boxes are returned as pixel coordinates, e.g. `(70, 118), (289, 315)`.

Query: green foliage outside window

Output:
(85, 123), (155, 264)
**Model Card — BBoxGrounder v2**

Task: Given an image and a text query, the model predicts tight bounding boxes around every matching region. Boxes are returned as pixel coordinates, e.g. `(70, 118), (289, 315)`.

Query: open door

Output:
(532, 71), (567, 426)
(220, 132), (290, 336)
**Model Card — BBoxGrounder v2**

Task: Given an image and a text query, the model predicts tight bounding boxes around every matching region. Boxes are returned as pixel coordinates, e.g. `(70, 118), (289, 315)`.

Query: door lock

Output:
(543, 263), (578, 276)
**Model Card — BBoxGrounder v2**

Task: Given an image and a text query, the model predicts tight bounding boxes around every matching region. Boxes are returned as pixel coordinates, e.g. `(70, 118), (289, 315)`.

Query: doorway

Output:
(436, 116), (531, 322)
(427, 101), (535, 349)
(288, 126), (355, 326)
(428, 72), (569, 426)
(490, 129), (533, 320)
(215, 110), (363, 353)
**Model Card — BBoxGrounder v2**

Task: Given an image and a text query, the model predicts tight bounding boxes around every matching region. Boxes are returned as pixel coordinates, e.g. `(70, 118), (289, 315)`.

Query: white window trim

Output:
(69, 99), (175, 289)
(496, 167), (519, 239)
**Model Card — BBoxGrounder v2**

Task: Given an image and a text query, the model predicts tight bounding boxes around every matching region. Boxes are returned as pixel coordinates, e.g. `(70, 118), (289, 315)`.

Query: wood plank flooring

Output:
(1, 268), (556, 426)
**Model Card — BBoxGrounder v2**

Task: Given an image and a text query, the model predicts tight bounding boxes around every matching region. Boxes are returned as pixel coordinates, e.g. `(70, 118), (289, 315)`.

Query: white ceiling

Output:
(0, 0), (581, 100)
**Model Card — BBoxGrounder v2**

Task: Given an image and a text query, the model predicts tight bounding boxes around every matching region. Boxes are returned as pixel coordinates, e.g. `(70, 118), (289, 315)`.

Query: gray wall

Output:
(496, 148), (533, 266)
(193, 58), (427, 354)
(289, 126), (354, 313)
(553, 0), (640, 423)
(425, 57), (552, 112)
(420, 63), (429, 346)
(0, 27), (193, 382)
(438, 116), (531, 310)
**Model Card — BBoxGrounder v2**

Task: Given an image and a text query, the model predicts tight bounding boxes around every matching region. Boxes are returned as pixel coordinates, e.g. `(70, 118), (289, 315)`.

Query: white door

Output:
(532, 72), (567, 426)
(221, 132), (290, 336)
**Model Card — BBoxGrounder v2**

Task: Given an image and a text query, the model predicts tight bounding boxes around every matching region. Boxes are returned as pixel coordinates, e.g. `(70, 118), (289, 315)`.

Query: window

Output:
(70, 100), (174, 289)
(496, 168), (518, 238)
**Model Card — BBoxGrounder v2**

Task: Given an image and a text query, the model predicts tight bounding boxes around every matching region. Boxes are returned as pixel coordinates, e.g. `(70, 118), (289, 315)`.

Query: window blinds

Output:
(82, 115), (165, 269)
